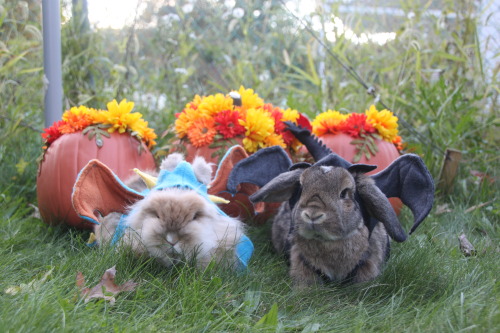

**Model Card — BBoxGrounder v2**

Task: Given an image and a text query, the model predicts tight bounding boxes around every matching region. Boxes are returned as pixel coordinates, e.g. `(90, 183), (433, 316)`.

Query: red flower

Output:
(339, 113), (375, 138)
(296, 113), (312, 131)
(41, 120), (64, 145)
(214, 110), (245, 139)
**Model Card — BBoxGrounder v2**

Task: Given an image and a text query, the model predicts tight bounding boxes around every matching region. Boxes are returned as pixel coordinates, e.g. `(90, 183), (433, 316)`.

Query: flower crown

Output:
(41, 99), (157, 149)
(311, 105), (404, 161)
(174, 86), (311, 154)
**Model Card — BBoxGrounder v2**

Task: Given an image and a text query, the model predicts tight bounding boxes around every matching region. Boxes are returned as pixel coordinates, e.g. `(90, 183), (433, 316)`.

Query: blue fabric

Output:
(236, 234), (254, 269)
(153, 161), (228, 217)
(110, 214), (129, 246)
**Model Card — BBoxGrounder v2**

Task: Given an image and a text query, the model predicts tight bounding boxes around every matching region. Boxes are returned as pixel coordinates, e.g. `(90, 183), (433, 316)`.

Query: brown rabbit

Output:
(228, 143), (434, 287)
(95, 154), (250, 269)
(252, 164), (397, 286)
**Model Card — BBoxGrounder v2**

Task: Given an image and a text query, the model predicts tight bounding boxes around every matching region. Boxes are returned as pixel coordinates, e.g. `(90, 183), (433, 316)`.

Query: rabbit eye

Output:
(340, 188), (350, 199)
(193, 211), (202, 220)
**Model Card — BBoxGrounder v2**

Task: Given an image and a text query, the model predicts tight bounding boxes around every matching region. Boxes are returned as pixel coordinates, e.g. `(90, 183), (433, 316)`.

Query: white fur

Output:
(95, 154), (246, 269)
(159, 153), (185, 171)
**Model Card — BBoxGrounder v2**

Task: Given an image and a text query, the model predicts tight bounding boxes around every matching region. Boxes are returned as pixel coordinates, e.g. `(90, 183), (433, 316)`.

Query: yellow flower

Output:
(197, 93), (233, 117)
(311, 110), (348, 136)
(238, 86), (264, 111)
(62, 105), (95, 121)
(129, 118), (157, 148)
(100, 99), (141, 134)
(281, 108), (300, 123)
(365, 105), (399, 142)
(186, 94), (203, 109)
(239, 108), (274, 153)
(107, 98), (135, 115)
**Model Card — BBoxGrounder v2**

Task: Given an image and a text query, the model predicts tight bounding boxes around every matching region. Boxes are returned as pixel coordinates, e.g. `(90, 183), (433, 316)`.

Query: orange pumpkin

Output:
(36, 132), (156, 229)
(316, 133), (403, 214)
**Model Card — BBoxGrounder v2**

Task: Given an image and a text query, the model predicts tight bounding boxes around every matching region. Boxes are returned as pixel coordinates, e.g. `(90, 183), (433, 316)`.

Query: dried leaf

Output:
(28, 203), (41, 219)
(465, 200), (495, 213)
(5, 268), (54, 295)
(76, 266), (137, 305)
(435, 203), (452, 215)
(458, 233), (476, 257)
(470, 170), (496, 184)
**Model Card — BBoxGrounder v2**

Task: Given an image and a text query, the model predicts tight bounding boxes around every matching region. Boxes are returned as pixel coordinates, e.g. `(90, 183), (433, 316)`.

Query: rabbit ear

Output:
(355, 177), (408, 242)
(227, 146), (293, 194)
(371, 154), (434, 234)
(249, 168), (305, 203)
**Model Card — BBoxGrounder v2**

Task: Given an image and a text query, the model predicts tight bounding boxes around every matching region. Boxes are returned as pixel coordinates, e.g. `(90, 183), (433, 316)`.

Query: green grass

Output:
(1, 0), (499, 331)
(1, 190), (498, 332)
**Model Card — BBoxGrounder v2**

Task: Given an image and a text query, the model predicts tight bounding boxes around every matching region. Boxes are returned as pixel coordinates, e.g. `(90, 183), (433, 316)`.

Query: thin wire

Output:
(278, 0), (445, 156)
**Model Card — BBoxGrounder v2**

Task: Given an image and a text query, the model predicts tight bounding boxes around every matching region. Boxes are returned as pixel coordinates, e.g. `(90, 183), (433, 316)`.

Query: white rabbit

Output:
(95, 153), (252, 270)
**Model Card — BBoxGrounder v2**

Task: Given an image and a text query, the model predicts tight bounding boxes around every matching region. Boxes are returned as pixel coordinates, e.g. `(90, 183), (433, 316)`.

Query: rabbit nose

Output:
(165, 232), (179, 246)
(301, 210), (326, 224)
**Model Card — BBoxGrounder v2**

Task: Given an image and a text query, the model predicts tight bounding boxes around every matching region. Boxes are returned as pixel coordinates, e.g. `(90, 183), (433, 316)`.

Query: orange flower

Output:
(59, 106), (95, 134)
(393, 135), (404, 151)
(175, 107), (202, 139)
(187, 117), (217, 147)
(264, 133), (286, 149)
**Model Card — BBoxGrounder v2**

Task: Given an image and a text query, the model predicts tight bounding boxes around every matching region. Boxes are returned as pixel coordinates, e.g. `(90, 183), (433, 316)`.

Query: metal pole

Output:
(42, 0), (63, 127)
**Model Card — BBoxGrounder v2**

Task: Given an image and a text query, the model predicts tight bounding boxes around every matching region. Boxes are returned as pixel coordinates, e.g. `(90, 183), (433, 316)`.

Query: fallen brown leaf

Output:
(5, 268), (53, 295)
(76, 266), (137, 305)
(458, 233), (476, 257)
(435, 203), (452, 215)
(470, 170), (496, 184)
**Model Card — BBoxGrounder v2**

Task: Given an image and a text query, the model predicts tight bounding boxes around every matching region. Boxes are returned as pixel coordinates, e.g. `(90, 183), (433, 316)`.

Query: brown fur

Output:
(270, 165), (389, 286)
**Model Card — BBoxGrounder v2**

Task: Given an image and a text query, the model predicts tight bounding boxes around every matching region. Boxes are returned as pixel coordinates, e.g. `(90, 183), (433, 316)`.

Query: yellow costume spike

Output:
(208, 195), (230, 204)
(87, 232), (97, 245)
(133, 168), (158, 189)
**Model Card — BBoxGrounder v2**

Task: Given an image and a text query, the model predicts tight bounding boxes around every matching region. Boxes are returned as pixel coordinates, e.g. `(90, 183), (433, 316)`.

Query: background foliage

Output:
(0, 0), (498, 331)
